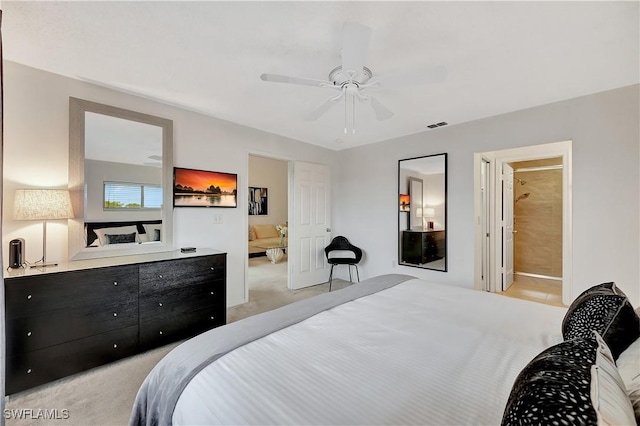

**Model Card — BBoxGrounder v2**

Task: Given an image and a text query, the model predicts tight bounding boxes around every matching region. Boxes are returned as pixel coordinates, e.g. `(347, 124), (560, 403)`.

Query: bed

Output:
(130, 274), (640, 426)
(85, 220), (162, 247)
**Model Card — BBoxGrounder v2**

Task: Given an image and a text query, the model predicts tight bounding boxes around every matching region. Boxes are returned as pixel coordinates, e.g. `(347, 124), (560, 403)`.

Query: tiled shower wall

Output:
(512, 160), (563, 278)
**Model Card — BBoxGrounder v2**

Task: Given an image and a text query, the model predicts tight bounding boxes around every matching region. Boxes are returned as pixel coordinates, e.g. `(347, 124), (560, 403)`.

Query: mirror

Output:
(398, 153), (447, 271)
(69, 98), (174, 260)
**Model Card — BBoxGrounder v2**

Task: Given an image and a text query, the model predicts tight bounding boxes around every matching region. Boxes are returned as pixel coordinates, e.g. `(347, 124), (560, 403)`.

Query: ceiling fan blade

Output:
(260, 73), (332, 88)
(341, 22), (371, 76)
(375, 65), (447, 88)
(305, 93), (344, 121)
(368, 96), (394, 121)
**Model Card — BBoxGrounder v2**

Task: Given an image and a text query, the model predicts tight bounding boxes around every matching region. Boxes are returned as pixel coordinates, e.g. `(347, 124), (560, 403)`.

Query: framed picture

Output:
(399, 194), (411, 212)
(173, 167), (238, 207)
(248, 187), (268, 215)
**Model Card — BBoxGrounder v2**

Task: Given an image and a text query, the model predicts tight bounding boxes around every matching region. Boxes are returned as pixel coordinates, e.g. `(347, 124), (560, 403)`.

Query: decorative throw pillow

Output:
(253, 224), (279, 239)
(142, 223), (162, 242)
(248, 225), (256, 241)
(562, 282), (640, 359)
(616, 337), (640, 391)
(94, 225), (139, 246)
(502, 332), (635, 426)
(627, 375), (640, 423)
(105, 232), (137, 245)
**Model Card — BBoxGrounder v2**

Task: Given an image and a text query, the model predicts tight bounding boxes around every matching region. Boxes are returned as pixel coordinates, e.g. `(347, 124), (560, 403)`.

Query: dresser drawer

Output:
(6, 325), (138, 394)
(140, 281), (224, 323)
(6, 299), (138, 357)
(5, 265), (138, 320)
(139, 306), (225, 351)
(139, 255), (225, 294)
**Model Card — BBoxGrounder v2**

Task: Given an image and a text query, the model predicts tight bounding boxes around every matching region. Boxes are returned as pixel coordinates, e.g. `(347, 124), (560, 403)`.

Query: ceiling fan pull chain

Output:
(352, 95), (356, 134)
(344, 94), (348, 134)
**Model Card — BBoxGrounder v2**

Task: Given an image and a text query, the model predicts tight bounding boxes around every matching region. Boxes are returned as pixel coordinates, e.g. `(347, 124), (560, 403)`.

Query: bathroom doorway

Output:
(505, 157), (563, 306)
(474, 140), (572, 306)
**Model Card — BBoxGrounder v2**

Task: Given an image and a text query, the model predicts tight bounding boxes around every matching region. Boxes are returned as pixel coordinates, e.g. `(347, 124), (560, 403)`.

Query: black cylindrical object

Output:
(9, 238), (25, 268)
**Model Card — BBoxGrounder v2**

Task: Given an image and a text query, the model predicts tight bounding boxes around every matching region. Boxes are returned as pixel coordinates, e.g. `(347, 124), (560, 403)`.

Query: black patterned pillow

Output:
(562, 282), (640, 359)
(502, 332), (635, 426)
(105, 232), (137, 244)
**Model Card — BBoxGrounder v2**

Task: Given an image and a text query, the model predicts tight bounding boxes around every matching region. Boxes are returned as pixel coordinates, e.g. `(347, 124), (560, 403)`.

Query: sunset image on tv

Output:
(174, 167), (238, 207)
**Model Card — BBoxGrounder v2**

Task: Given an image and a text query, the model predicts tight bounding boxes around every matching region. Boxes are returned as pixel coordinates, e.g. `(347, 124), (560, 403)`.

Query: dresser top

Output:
(4, 248), (225, 279)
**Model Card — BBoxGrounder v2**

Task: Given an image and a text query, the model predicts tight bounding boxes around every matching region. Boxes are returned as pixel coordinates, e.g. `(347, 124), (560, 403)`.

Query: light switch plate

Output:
(213, 214), (223, 224)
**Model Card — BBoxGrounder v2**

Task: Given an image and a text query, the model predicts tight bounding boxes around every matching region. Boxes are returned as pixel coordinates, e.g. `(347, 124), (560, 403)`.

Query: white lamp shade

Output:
(424, 208), (436, 218)
(14, 189), (74, 221)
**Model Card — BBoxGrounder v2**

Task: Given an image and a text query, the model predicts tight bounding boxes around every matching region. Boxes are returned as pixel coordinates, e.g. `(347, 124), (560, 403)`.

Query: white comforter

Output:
(174, 279), (566, 425)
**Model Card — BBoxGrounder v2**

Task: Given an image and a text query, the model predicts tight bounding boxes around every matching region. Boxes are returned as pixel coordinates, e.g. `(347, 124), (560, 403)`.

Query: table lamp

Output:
(424, 207), (435, 230)
(13, 189), (74, 268)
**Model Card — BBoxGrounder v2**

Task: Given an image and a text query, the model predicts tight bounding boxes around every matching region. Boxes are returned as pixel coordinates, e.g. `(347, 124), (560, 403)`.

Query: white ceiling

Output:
(3, 1), (639, 151)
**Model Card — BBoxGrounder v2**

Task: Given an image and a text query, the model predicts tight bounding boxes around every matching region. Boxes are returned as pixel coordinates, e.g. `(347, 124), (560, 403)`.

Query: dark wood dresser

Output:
(402, 230), (445, 264)
(4, 249), (226, 394)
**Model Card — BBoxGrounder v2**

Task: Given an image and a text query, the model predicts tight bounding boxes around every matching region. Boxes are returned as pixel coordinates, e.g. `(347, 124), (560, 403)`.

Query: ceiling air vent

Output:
(427, 121), (448, 129)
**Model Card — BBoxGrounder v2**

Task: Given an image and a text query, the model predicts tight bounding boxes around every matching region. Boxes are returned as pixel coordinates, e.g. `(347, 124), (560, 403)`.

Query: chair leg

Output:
(355, 265), (360, 282)
(328, 264), (334, 292)
(348, 265), (353, 283)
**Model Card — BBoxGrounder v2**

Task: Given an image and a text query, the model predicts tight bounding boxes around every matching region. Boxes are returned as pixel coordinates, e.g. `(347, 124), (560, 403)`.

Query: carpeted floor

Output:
(4, 256), (350, 426)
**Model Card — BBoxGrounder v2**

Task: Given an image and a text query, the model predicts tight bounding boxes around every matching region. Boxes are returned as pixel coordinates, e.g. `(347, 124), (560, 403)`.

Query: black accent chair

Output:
(324, 236), (363, 291)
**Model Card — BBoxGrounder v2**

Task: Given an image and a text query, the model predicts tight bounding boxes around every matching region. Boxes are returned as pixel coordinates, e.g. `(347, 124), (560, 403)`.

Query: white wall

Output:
(85, 159), (162, 222)
(3, 61), (337, 307)
(333, 85), (640, 306)
(248, 155), (287, 227)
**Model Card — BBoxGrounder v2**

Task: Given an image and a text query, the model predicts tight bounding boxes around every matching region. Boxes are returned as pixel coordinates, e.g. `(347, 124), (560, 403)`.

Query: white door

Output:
(290, 161), (331, 289)
(481, 159), (491, 291)
(502, 163), (514, 290)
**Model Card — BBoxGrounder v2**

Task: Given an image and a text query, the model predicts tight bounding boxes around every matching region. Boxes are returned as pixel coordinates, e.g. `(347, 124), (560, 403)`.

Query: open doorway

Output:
(247, 154), (289, 301)
(505, 157), (564, 306)
(474, 141), (572, 306)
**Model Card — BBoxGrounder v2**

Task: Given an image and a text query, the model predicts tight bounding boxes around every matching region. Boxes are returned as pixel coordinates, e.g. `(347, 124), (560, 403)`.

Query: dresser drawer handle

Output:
(113, 281), (118, 286)
(158, 302), (163, 307)
(210, 291), (214, 295)
(210, 267), (215, 271)
(158, 274), (163, 279)
(210, 316), (215, 320)
(113, 313), (118, 317)
(26, 369), (32, 374)
(27, 331), (32, 337)
(27, 294), (32, 300)
(159, 331), (163, 335)
(113, 344), (118, 349)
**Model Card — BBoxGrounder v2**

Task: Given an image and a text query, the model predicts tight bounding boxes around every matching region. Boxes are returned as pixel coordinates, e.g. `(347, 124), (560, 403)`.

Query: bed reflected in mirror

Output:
(398, 153), (447, 271)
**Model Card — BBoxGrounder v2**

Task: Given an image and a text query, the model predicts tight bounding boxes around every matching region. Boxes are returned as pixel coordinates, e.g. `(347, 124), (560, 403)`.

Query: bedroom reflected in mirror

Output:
(398, 153), (447, 271)
(69, 98), (174, 260)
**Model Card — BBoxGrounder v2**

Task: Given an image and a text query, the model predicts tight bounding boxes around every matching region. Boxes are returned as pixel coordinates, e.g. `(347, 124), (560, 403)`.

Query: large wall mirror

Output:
(69, 98), (174, 260)
(398, 153), (447, 271)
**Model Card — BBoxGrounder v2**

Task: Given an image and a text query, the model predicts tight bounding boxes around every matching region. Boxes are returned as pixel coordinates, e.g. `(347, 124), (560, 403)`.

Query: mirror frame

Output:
(398, 153), (448, 272)
(69, 97), (174, 260)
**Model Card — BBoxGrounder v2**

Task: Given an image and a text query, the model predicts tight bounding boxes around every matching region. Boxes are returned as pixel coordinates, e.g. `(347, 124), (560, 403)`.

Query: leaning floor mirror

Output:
(398, 153), (447, 271)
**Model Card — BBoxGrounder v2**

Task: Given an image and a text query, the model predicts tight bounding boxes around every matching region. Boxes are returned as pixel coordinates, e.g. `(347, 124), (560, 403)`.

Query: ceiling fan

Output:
(260, 22), (446, 134)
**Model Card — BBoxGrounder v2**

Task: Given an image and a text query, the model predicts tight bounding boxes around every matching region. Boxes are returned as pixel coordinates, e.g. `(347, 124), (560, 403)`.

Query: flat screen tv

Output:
(173, 167), (238, 208)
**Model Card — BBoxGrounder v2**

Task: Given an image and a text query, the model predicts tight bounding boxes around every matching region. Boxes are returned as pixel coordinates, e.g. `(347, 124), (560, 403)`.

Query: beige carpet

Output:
(4, 256), (350, 426)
